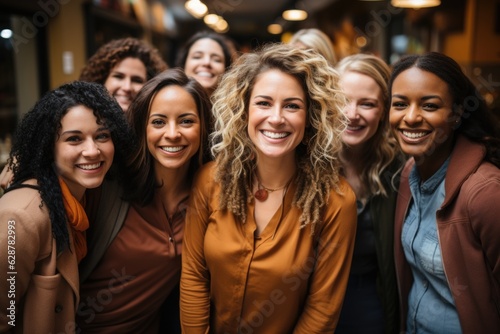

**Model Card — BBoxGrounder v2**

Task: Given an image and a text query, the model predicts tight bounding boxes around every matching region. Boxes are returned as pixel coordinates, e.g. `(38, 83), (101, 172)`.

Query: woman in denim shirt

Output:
(390, 52), (500, 333)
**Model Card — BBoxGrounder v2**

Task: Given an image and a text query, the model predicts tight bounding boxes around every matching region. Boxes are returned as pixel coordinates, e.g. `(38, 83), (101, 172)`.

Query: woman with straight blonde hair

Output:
(335, 53), (404, 333)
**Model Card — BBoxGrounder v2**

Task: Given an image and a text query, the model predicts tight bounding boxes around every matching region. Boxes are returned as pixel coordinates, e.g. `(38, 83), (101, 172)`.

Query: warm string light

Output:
(185, 1), (229, 33)
(391, 0), (441, 8)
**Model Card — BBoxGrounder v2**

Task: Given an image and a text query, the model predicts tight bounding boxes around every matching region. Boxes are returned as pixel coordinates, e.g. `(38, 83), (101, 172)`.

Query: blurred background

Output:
(0, 0), (499, 167)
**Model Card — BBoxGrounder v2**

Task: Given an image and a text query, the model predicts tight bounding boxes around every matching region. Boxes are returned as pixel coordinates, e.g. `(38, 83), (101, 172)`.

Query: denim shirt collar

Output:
(409, 157), (451, 195)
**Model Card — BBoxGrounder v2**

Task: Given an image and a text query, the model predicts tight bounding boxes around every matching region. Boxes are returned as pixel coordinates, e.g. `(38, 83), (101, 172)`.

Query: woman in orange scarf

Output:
(0, 81), (132, 334)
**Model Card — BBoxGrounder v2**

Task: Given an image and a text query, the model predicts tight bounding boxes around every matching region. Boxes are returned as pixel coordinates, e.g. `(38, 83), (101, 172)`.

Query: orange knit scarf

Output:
(58, 178), (89, 263)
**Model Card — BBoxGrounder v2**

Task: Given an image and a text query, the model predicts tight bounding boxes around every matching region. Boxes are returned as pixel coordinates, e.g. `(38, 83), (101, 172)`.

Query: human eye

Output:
(285, 102), (301, 110)
(391, 100), (407, 109)
(151, 118), (165, 127)
(422, 103), (439, 111)
(66, 136), (81, 143)
(180, 118), (196, 126)
(132, 76), (146, 84)
(96, 131), (112, 142)
(111, 72), (124, 80)
(213, 56), (223, 63)
(255, 100), (271, 107)
(360, 101), (377, 108)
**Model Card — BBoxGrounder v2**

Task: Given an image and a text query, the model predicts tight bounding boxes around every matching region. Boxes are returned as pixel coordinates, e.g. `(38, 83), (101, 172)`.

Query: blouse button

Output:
(169, 236), (174, 243)
(54, 304), (63, 313)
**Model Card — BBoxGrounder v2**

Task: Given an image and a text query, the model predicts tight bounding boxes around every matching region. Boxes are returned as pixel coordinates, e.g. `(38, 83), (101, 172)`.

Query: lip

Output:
(76, 162), (104, 172)
(398, 129), (431, 143)
(195, 71), (214, 78)
(260, 130), (290, 140)
(160, 146), (186, 155)
(345, 125), (365, 132)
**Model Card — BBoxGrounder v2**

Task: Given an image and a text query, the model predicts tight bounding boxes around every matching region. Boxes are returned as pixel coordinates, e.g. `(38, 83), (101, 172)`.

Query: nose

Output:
(268, 105), (285, 125)
(403, 104), (422, 124)
(164, 122), (181, 140)
(121, 78), (132, 91)
(344, 101), (358, 120)
(82, 140), (100, 157)
(201, 55), (211, 66)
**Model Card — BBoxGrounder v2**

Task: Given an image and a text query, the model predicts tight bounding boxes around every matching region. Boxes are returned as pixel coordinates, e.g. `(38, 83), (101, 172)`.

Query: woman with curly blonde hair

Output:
(180, 43), (357, 333)
(79, 37), (168, 112)
(335, 53), (404, 333)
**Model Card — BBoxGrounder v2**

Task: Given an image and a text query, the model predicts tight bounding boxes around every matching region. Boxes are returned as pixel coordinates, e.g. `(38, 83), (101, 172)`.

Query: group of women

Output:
(0, 28), (499, 334)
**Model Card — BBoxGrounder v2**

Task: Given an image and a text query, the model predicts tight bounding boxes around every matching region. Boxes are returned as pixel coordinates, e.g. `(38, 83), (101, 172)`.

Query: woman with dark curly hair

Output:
(180, 43), (357, 333)
(390, 52), (500, 333)
(79, 37), (168, 112)
(175, 31), (232, 96)
(0, 81), (132, 333)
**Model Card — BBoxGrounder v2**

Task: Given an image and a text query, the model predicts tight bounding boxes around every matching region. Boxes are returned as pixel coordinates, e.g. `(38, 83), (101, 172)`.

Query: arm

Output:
(467, 166), (500, 285)
(180, 166), (213, 334)
(0, 203), (49, 333)
(293, 181), (358, 333)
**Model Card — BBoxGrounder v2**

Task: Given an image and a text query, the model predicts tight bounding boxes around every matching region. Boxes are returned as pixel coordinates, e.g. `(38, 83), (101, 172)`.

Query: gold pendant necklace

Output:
(254, 176), (293, 202)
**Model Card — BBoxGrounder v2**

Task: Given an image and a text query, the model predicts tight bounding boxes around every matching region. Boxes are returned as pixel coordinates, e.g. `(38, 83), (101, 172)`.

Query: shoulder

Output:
(192, 161), (217, 188)
(0, 183), (52, 258)
(462, 161), (500, 197)
(324, 177), (357, 217)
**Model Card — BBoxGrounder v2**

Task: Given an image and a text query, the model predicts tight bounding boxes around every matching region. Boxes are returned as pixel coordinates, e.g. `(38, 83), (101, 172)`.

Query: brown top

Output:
(180, 162), (357, 333)
(77, 193), (186, 333)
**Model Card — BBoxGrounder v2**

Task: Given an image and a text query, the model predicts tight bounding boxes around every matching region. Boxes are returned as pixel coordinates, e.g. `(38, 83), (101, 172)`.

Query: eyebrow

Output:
(149, 112), (199, 119)
(391, 94), (444, 102)
(60, 126), (108, 136)
(253, 95), (305, 103)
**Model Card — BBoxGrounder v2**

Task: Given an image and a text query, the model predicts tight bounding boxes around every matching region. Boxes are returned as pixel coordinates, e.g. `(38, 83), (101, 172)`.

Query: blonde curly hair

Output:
(336, 53), (401, 197)
(210, 43), (347, 234)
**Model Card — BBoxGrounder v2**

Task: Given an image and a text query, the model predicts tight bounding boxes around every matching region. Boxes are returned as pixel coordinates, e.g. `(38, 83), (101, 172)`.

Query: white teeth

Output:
(262, 131), (289, 139)
(161, 146), (184, 152)
(196, 71), (213, 78)
(347, 126), (362, 131)
(403, 131), (427, 139)
(78, 163), (101, 170)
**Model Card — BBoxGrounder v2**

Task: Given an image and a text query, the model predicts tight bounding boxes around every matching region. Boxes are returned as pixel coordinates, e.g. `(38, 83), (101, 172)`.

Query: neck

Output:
(255, 155), (296, 189)
(155, 164), (191, 204)
(340, 145), (367, 175)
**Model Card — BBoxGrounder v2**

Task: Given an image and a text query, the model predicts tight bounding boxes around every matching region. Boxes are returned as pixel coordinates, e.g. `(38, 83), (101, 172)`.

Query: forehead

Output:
(189, 38), (224, 55)
(252, 69), (304, 95)
(393, 67), (450, 96)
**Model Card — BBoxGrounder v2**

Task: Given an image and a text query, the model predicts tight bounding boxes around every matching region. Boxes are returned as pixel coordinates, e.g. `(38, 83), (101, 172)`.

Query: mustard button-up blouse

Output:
(181, 162), (357, 333)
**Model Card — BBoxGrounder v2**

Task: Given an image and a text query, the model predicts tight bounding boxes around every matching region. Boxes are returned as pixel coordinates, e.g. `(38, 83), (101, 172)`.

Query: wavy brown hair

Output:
(210, 43), (347, 234)
(79, 37), (168, 84)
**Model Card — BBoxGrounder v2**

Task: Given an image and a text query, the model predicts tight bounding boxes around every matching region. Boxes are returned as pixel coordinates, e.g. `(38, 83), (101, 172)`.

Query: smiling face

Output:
(104, 57), (147, 112)
(340, 71), (383, 150)
(146, 85), (201, 173)
(248, 69), (307, 164)
(184, 38), (226, 93)
(390, 67), (456, 177)
(54, 105), (114, 200)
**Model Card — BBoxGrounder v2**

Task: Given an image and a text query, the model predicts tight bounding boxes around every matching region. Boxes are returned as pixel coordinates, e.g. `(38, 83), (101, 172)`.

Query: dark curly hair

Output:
(390, 52), (500, 167)
(124, 68), (212, 205)
(6, 81), (133, 253)
(79, 37), (168, 84)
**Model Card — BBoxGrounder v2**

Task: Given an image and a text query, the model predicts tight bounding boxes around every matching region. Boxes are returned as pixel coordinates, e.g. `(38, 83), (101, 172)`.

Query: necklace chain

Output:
(254, 174), (293, 202)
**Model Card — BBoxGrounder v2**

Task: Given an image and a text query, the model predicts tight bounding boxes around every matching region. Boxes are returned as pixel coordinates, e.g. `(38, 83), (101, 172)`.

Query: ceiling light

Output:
(268, 24), (283, 35)
(214, 19), (229, 33)
(185, 0), (208, 19)
(391, 0), (441, 8)
(282, 9), (308, 21)
(1, 29), (13, 39)
(204, 14), (220, 26)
